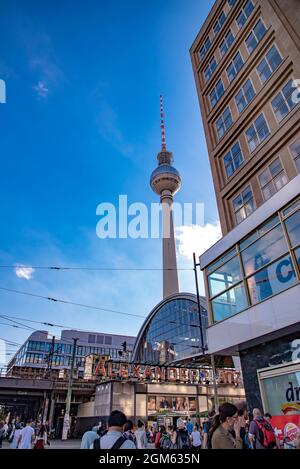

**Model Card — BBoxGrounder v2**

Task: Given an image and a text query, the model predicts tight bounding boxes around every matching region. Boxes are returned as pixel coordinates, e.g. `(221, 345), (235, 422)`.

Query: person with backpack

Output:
(172, 418), (191, 449)
(124, 420), (137, 447)
(248, 408), (277, 449)
(92, 411), (136, 449)
(134, 420), (148, 449)
(210, 403), (243, 449)
(202, 410), (215, 449)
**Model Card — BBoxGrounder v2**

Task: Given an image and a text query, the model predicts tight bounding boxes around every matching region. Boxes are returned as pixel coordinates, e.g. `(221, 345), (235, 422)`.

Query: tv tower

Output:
(150, 96), (181, 298)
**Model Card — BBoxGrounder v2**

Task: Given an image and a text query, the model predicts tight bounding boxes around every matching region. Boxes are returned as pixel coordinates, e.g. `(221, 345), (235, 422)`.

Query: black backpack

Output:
(176, 430), (191, 449)
(93, 435), (127, 450)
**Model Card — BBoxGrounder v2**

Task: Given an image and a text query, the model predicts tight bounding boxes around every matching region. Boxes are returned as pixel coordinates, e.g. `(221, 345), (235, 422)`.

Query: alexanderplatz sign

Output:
(91, 360), (242, 386)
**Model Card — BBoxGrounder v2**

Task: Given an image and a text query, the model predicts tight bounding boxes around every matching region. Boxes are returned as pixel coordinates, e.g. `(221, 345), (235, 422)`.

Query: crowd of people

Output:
(80, 403), (300, 450)
(0, 418), (50, 449)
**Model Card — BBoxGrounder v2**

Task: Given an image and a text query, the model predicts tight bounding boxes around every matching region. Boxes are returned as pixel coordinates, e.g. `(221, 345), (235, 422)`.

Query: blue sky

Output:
(0, 0), (220, 362)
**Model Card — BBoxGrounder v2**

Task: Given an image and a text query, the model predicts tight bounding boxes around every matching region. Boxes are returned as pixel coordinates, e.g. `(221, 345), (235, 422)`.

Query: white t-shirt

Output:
(191, 430), (201, 447)
(19, 426), (34, 449)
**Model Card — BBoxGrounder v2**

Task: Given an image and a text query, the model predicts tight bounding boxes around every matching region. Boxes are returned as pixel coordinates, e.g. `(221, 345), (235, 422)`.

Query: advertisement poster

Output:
(271, 415), (300, 449)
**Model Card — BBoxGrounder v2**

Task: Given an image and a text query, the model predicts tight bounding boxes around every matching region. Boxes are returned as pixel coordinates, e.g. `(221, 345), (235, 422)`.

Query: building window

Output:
(235, 79), (255, 113)
(88, 334), (96, 343)
(233, 186), (256, 224)
(210, 79), (224, 108)
(199, 37), (211, 60)
(214, 11), (226, 36)
(289, 138), (300, 172)
(215, 107), (233, 140)
(104, 336), (112, 345)
(228, 0), (237, 7)
(258, 158), (288, 201)
(256, 45), (283, 84)
(245, 19), (267, 54)
(226, 51), (244, 82)
(236, 0), (255, 29)
(220, 30), (235, 57)
(245, 113), (270, 152)
(96, 335), (104, 344)
(271, 79), (297, 122)
(224, 142), (244, 178)
(204, 57), (217, 82)
(285, 208), (300, 248)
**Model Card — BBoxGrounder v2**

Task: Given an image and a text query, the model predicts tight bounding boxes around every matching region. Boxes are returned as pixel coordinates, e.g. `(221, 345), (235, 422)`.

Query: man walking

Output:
(92, 411), (136, 449)
(17, 419), (35, 449)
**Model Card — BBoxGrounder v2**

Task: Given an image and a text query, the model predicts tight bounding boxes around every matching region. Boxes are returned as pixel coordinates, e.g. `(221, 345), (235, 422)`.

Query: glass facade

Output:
(207, 197), (300, 323)
(135, 298), (207, 365)
(9, 339), (132, 370)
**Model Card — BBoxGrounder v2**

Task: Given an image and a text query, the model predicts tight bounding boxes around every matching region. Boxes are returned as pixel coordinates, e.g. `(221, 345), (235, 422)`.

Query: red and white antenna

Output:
(160, 95), (167, 152)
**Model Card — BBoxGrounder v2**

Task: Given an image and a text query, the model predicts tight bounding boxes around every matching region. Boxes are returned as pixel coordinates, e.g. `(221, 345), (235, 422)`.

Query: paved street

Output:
(1, 439), (81, 449)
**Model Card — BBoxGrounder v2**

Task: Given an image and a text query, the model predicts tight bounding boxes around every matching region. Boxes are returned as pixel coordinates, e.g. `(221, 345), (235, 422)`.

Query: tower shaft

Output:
(161, 191), (179, 298)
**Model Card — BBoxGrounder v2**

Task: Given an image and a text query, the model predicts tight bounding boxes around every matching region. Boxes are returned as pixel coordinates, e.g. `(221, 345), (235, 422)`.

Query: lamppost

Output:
(62, 337), (78, 440)
(193, 253), (219, 412)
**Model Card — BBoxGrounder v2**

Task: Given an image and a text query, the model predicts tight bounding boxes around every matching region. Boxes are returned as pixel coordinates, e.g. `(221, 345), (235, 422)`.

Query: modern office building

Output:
(190, 0), (300, 235)
(190, 0), (300, 443)
(6, 329), (135, 378)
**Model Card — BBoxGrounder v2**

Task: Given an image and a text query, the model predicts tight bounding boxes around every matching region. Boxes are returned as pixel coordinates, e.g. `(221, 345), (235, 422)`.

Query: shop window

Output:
(258, 158), (288, 201)
(285, 209), (300, 248)
(247, 254), (297, 304)
(208, 255), (243, 297)
(212, 283), (248, 322)
(241, 223), (288, 277)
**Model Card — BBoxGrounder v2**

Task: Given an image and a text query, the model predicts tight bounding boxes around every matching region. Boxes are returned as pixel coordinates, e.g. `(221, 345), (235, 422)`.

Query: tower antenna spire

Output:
(160, 95), (167, 152)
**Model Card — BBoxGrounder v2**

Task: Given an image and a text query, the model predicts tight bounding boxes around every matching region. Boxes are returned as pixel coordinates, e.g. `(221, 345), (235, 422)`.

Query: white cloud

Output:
(175, 222), (222, 260)
(14, 265), (35, 280)
(33, 81), (49, 98)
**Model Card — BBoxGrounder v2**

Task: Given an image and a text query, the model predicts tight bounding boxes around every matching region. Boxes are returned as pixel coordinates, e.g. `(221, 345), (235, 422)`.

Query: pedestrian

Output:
(124, 420), (137, 446)
(33, 424), (48, 449)
(210, 403), (242, 449)
(0, 421), (5, 448)
(134, 419), (148, 449)
(17, 418), (35, 449)
(9, 423), (22, 449)
(186, 418), (194, 435)
(157, 425), (172, 449)
(237, 405), (249, 448)
(202, 410), (215, 449)
(190, 425), (202, 449)
(92, 411), (136, 449)
(248, 408), (277, 449)
(172, 418), (191, 449)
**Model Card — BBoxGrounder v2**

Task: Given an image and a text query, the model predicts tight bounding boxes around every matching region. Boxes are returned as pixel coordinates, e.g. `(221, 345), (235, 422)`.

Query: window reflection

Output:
(285, 209), (300, 248)
(248, 255), (297, 304)
(208, 255), (242, 297)
(212, 283), (248, 321)
(136, 299), (207, 364)
(241, 223), (288, 276)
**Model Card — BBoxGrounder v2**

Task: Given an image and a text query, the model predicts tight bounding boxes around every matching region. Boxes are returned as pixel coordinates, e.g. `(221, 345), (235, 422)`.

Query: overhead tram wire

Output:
(0, 286), (145, 319)
(0, 265), (193, 271)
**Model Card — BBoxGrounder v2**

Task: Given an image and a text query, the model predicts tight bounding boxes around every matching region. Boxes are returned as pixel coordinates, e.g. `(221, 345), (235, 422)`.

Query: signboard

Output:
(90, 357), (242, 386)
